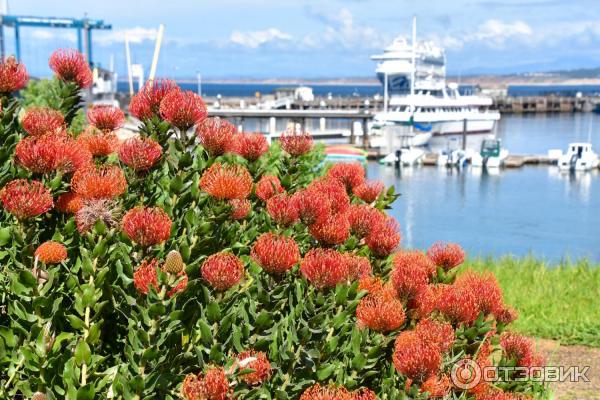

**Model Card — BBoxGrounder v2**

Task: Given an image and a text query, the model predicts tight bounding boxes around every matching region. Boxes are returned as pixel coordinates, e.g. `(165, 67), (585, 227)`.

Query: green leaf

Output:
(75, 341), (91, 366)
(0, 227), (11, 246)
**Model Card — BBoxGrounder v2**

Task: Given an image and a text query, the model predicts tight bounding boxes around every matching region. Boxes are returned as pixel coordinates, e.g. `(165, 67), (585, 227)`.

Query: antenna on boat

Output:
(148, 24), (165, 84)
(125, 35), (134, 96)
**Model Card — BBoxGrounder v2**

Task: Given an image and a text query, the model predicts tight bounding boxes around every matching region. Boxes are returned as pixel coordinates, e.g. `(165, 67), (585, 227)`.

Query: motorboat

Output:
(471, 139), (509, 168)
(557, 143), (599, 171)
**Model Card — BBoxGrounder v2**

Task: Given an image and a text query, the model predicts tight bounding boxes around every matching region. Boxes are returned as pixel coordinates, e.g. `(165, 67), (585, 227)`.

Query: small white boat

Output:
(380, 147), (425, 166)
(471, 139), (509, 168)
(557, 143), (599, 171)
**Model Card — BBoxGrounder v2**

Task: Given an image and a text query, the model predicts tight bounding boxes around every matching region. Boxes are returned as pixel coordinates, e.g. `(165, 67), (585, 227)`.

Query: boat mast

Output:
(410, 15), (417, 134)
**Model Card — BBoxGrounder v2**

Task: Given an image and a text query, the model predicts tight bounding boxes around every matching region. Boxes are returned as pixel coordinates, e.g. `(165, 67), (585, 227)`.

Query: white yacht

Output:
(558, 143), (599, 171)
(369, 17), (500, 149)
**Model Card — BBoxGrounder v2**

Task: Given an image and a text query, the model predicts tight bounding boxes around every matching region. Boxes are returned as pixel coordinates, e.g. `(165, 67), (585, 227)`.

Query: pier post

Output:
(350, 120), (355, 145)
(462, 118), (467, 150)
(362, 118), (369, 149)
(319, 117), (326, 132)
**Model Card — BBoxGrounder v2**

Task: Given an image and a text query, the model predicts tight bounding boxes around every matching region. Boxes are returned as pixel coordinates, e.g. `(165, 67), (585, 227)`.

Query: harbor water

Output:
(372, 113), (600, 262)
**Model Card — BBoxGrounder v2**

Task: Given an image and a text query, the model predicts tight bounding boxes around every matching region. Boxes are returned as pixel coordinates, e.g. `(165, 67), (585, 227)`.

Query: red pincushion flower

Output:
(236, 350), (272, 385)
(77, 127), (119, 157)
(327, 162), (365, 191)
(49, 49), (93, 88)
(201, 252), (244, 291)
(356, 288), (406, 332)
(353, 388), (377, 400)
(299, 384), (352, 400)
(251, 232), (300, 275)
(412, 284), (439, 318)
(345, 253), (372, 280)
(71, 165), (127, 200)
(455, 270), (504, 315)
(199, 163), (253, 200)
(291, 189), (331, 226)
(35, 241), (67, 264)
(160, 90), (207, 131)
(436, 284), (479, 324)
(0, 179), (53, 220)
(353, 180), (385, 203)
(181, 374), (204, 400)
(306, 177), (350, 214)
(280, 129), (313, 156)
(228, 199), (251, 220)
(300, 248), (349, 289)
(346, 204), (387, 238)
(309, 212), (351, 245)
(118, 137), (163, 171)
(266, 194), (299, 226)
(0, 56), (28, 93)
(15, 134), (62, 174)
(358, 276), (384, 294)
(391, 250), (436, 301)
(196, 117), (237, 157)
(56, 191), (83, 214)
(167, 272), (189, 297)
(255, 175), (284, 201)
(21, 107), (64, 136)
(420, 375), (451, 398)
(133, 258), (159, 295)
(427, 241), (465, 271)
(129, 79), (179, 120)
(475, 390), (522, 400)
(122, 206), (172, 247)
(393, 330), (442, 382)
(495, 306), (518, 325)
(500, 332), (544, 368)
(364, 216), (401, 257)
(87, 105), (125, 132)
(232, 132), (269, 161)
(414, 318), (455, 353)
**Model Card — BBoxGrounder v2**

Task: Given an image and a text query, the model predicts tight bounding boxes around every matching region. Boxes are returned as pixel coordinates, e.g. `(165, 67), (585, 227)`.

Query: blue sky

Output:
(4, 0), (600, 79)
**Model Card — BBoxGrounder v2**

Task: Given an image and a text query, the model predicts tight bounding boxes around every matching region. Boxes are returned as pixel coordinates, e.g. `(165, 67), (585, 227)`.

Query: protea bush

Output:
(0, 50), (547, 400)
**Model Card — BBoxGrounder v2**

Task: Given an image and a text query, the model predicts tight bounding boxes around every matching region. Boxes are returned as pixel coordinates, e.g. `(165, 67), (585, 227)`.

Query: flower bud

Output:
(31, 392), (47, 400)
(163, 250), (185, 274)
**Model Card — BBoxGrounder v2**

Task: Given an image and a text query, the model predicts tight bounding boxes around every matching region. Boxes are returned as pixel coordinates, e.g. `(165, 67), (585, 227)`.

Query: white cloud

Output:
(229, 28), (292, 48)
(96, 27), (159, 45)
(29, 29), (76, 42)
(472, 19), (533, 46)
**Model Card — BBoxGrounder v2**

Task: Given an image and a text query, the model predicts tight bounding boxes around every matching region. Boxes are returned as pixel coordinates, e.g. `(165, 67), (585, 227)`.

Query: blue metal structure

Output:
(0, 15), (111, 65)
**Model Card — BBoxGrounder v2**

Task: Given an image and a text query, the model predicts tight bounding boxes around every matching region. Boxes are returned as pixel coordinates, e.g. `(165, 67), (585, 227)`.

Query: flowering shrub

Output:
(0, 50), (547, 400)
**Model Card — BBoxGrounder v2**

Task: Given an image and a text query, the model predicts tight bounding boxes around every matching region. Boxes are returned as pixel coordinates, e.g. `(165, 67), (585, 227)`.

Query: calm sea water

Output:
(370, 113), (600, 262)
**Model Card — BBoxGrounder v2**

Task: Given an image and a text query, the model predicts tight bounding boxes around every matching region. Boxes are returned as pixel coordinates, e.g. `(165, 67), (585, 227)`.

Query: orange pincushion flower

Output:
(199, 163), (253, 200)
(345, 253), (372, 280)
(0, 179), (53, 220)
(353, 388), (377, 400)
(266, 194), (299, 226)
(160, 90), (207, 131)
(299, 384), (353, 400)
(201, 252), (244, 291)
(255, 175), (284, 201)
(353, 180), (385, 203)
(346, 204), (387, 238)
(427, 241), (465, 271)
(133, 258), (159, 295)
(35, 241), (67, 264)
(393, 330), (442, 382)
(236, 350), (272, 385)
(280, 129), (313, 156)
(202, 367), (230, 400)
(496, 306), (518, 325)
(21, 107), (64, 136)
(118, 137), (163, 171)
(0, 56), (28, 93)
(15, 134), (63, 174)
(437, 284), (479, 324)
(87, 105), (125, 132)
(291, 189), (331, 226)
(356, 288), (406, 332)
(56, 137), (93, 173)
(358, 276), (384, 294)
(420, 374), (451, 398)
(77, 127), (119, 157)
(181, 374), (204, 400)
(391, 250), (436, 301)
(232, 132), (269, 161)
(129, 79), (179, 120)
(309, 212), (351, 245)
(71, 165), (127, 200)
(455, 270), (504, 316)
(327, 162), (365, 191)
(122, 206), (172, 247)
(49, 49), (92, 88)
(56, 191), (83, 214)
(196, 117), (237, 157)
(306, 177), (350, 214)
(500, 332), (545, 368)
(228, 199), (251, 220)
(251, 232), (300, 275)
(414, 318), (455, 353)
(300, 248), (349, 289)
(365, 216), (401, 257)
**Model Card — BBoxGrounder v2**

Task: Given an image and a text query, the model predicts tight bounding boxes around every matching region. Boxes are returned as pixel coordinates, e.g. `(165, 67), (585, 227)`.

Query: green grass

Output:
(464, 256), (600, 347)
